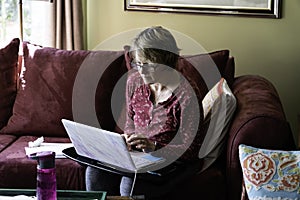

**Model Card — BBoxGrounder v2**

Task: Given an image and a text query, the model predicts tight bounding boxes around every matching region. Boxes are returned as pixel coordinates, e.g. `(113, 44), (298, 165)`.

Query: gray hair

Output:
(130, 26), (180, 68)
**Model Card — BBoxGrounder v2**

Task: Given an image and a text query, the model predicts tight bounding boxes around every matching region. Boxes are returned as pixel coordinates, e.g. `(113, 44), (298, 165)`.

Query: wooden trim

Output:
(19, 0), (23, 41)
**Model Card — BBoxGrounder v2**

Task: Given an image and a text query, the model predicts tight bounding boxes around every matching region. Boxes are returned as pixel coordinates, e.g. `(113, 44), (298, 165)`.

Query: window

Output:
(0, 0), (50, 47)
(0, 0), (20, 46)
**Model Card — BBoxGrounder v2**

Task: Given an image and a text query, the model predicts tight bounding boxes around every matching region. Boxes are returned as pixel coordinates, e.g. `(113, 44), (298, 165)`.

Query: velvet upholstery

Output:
(0, 134), (17, 153)
(1, 42), (88, 136)
(0, 38), (20, 129)
(178, 49), (234, 88)
(1, 42), (127, 137)
(0, 136), (85, 190)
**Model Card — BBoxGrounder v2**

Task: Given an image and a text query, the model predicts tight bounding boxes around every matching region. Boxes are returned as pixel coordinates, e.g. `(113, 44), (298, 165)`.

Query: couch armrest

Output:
(225, 75), (296, 200)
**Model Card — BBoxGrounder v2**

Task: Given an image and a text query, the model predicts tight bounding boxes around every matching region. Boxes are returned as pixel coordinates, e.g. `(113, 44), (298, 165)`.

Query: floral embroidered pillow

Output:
(239, 144), (300, 200)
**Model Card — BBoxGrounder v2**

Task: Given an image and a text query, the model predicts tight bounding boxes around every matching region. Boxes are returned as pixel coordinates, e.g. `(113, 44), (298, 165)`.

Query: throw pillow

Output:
(1, 42), (127, 137)
(239, 144), (300, 200)
(198, 78), (237, 172)
(0, 38), (20, 130)
(177, 50), (233, 108)
(177, 49), (234, 88)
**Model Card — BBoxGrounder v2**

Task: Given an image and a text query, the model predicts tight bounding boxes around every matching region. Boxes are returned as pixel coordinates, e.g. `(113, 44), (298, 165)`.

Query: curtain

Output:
(48, 0), (84, 50)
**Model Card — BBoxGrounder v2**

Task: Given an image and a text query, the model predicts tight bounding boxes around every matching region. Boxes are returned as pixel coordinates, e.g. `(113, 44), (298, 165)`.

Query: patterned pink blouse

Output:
(124, 72), (205, 162)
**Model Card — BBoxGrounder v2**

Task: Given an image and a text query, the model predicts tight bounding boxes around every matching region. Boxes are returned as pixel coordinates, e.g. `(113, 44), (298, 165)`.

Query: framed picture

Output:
(125, 0), (281, 18)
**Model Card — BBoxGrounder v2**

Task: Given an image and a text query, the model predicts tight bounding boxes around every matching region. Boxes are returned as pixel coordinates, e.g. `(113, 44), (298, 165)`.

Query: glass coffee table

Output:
(0, 189), (140, 200)
(0, 189), (106, 199)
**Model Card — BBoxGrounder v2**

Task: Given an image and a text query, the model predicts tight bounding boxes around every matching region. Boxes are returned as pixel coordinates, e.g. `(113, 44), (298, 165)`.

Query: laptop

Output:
(61, 119), (165, 173)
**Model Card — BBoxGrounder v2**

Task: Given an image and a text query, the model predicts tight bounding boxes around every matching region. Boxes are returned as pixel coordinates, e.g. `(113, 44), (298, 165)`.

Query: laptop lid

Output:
(61, 119), (163, 172)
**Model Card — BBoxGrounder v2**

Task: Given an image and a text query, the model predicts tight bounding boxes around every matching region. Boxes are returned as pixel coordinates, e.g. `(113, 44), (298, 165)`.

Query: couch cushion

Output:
(0, 136), (86, 190)
(239, 144), (300, 200)
(0, 134), (17, 153)
(1, 42), (127, 137)
(178, 49), (233, 89)
(0, 38), (20, 129)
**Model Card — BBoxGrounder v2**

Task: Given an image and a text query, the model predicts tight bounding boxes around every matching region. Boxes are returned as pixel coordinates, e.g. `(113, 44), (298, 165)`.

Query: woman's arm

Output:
(123, 72), (140, 135)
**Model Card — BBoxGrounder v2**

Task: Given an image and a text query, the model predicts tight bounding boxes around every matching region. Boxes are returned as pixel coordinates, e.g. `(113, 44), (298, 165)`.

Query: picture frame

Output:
(124, 0), (281, 18)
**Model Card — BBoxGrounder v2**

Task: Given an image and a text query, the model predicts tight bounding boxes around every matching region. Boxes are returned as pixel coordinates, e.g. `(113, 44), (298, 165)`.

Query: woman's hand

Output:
(123, 133), (155, 152)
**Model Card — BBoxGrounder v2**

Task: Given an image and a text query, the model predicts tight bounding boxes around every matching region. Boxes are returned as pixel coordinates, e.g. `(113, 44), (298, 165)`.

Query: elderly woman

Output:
(86, 26), (205, 200)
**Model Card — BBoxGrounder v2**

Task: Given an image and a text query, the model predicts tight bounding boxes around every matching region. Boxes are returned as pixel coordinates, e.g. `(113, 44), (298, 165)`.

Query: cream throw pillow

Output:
(198, 78), (237, 172)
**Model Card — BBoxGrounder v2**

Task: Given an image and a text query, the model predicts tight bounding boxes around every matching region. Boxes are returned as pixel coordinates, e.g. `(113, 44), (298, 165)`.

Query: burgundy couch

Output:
(0, 38), (296, 200)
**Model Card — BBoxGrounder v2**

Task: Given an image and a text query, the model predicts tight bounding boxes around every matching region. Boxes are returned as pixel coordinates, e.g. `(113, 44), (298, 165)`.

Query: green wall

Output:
(86, 0), (300, 145)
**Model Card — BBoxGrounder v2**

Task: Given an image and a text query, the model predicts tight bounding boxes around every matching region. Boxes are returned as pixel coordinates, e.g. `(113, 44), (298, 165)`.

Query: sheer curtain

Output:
(24, 0), (84, 50)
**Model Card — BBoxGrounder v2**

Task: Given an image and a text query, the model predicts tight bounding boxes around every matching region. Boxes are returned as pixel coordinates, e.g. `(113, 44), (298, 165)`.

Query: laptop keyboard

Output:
(131, 155), (153, 168)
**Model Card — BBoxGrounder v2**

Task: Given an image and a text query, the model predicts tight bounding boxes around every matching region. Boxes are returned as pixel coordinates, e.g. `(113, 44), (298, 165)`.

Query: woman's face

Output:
(132, 52), (169, 85)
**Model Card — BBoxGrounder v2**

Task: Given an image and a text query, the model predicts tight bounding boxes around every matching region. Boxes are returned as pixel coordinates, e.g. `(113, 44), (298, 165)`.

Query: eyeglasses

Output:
(130, 61), (157, 72)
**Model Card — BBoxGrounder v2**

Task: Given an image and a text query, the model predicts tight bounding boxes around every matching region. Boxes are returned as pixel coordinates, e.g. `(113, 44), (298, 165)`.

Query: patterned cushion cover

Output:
(239, 144), (300, 200)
